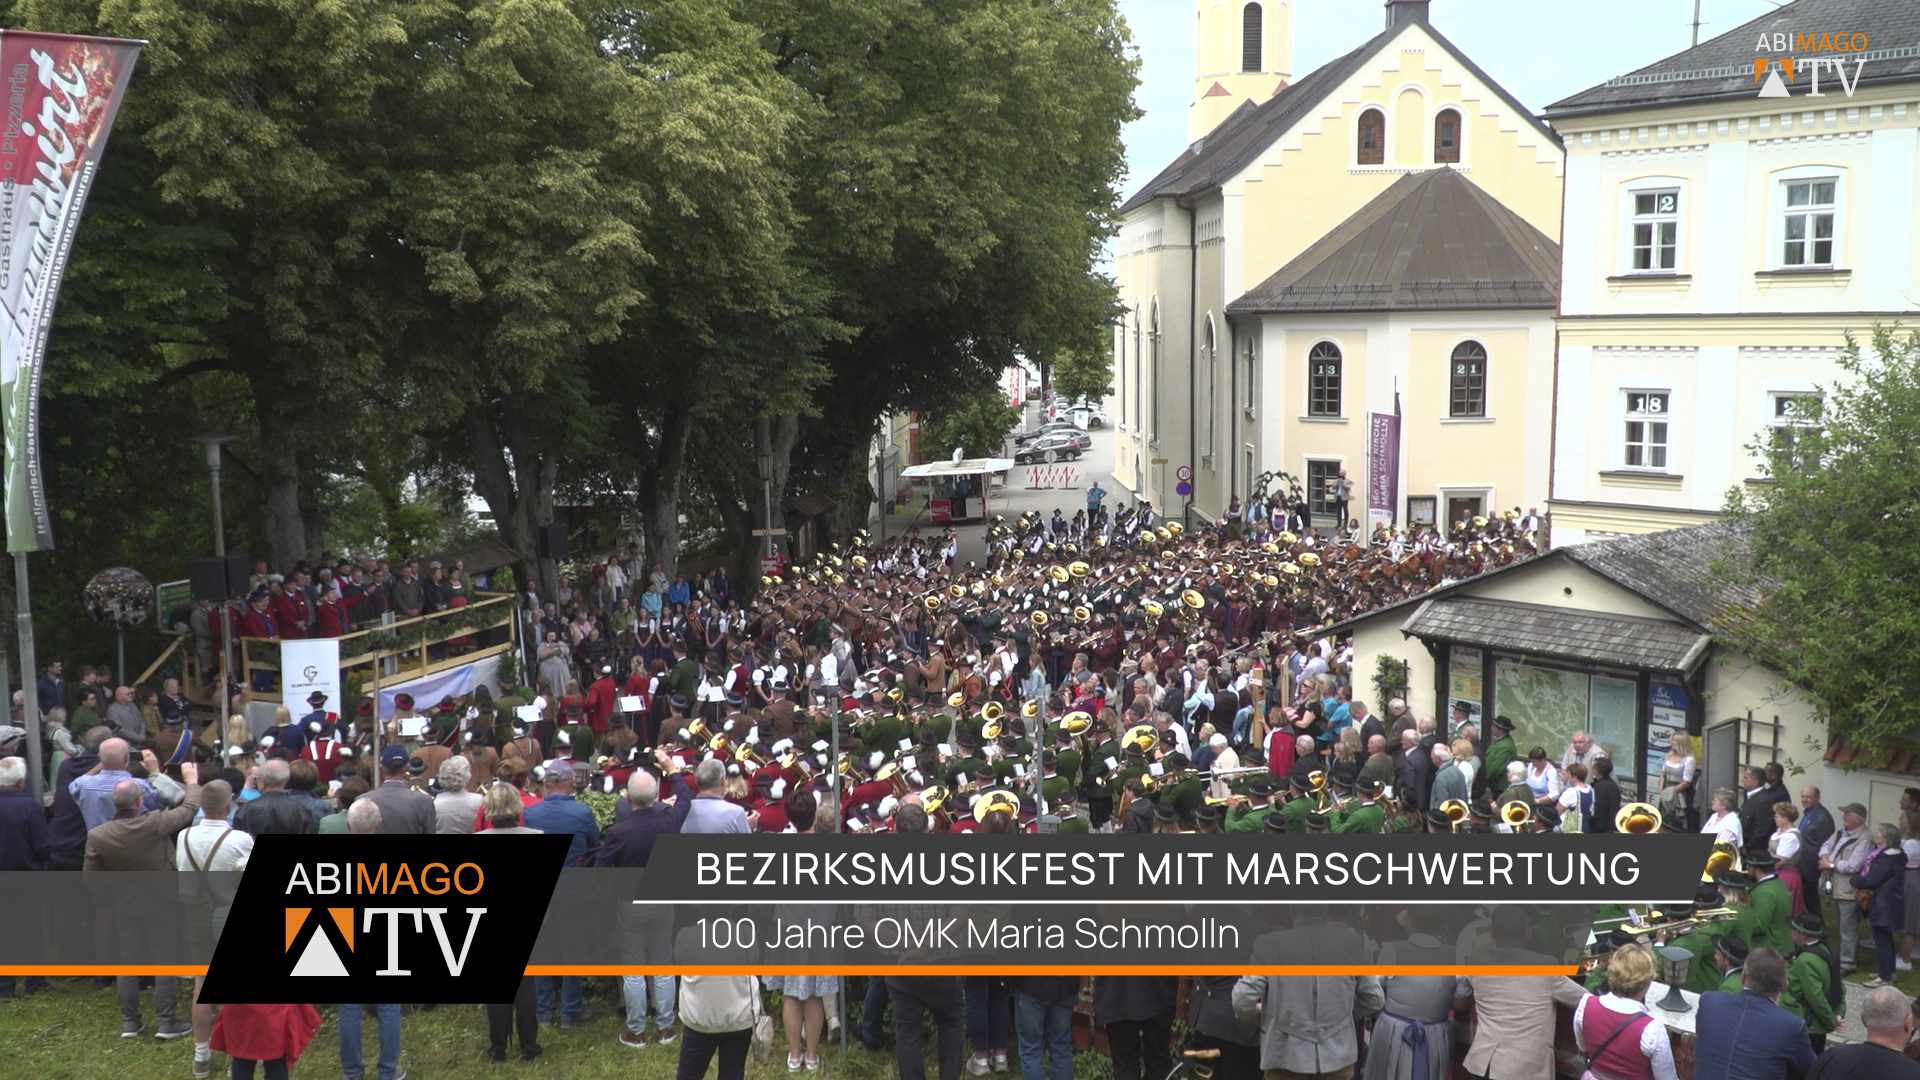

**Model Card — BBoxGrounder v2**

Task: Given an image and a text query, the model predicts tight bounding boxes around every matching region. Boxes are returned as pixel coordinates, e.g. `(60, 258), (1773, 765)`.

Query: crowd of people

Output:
(3, 505), (1918, 1080)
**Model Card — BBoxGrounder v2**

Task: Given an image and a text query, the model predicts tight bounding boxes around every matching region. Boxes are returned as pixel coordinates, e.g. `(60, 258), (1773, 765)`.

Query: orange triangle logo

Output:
(284, 907), (308, 953)
(328, 908), (355, 953)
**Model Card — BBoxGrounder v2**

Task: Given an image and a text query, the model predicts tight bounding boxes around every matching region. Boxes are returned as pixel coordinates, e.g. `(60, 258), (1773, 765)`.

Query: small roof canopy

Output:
(900, 458), (1015, 479)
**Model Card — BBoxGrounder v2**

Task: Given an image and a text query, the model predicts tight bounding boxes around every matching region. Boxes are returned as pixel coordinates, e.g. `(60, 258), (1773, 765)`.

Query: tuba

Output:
(1308, 770), (1334, 814)
(1615, 802), (1663, 835)
(1031, 609), (1050, 628)
(1068, 560), (1090, 579)
(1702, 839), (1742, 883)
(1500, 799), (1535, 832)
(1440, 798), (1471, 833)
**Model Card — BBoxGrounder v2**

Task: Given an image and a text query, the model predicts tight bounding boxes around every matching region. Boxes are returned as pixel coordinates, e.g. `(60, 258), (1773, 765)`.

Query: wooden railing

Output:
(237, 592), (519, 703)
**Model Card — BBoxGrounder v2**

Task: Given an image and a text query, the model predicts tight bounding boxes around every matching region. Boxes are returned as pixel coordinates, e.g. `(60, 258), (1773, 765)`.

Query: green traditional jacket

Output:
(1745, 877), (1794, 955)
(1717, 966), (1745, 994)
(1484, 736), (1518, 790)
(1055, 811), (1091, 835)
(1332, 802), (1386, 834)
(1226, 802), (1276, 834)
(1163, 776), (1205, 819)
(1275, 797), (1314, 833)
(1784, 945), (1839, 1035)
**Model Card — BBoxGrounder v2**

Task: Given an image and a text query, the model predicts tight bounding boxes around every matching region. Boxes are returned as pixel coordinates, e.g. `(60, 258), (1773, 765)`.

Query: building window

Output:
(1241, 3), (1262, 73)
(1631, 189), (1680, 272)
(1242, 335), (1257, 413)
(1623, 390), (1670, 470)
(1308, 341), (1342, 417)
(1781, 178), (1836, 267)
(1433, 108), (1461, 164)
(1148, 305), (1161, 445)
(1204, 318), (1218, 465)
(1768, 392), (1821, 467)
(1132, 315), (1142, 432)
(1449, 341), (1486, 418)
(1307, 459), (1341, 519)
(1357, 109), (1384, 166)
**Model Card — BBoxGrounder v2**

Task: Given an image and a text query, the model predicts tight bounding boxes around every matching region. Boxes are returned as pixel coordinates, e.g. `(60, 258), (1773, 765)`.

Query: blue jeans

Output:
(337, 1003), (402, 1080)
(622, 974), (677, 1032)
(857, 977), (890, 1043)
(964, 976), (1011, 1054)
(1014, 994), (1073, 1080)
(535, 975), (584, 1024)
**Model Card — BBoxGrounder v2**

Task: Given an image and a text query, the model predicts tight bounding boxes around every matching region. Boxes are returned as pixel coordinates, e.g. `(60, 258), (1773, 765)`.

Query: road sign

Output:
(1175, 480), (1193, 497)
(751, 528), (787, 537)
(1150, 456), (1169, 465)
(1175, 464), (1194, 483)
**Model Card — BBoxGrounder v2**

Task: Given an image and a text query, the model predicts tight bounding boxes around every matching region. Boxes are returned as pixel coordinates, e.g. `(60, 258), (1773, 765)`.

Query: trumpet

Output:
(1500, 799), (1534, 831)
(1615, 802), (1663, 835)
(1440, 798), (1471, 833)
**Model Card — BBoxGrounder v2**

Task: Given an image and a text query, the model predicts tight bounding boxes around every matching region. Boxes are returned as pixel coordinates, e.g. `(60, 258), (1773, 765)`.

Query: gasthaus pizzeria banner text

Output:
(0, 31), (142, 553)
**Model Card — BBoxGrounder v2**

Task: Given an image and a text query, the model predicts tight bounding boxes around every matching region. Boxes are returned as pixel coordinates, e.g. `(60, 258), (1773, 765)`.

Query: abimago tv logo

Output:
(201, 835), (568, 1004)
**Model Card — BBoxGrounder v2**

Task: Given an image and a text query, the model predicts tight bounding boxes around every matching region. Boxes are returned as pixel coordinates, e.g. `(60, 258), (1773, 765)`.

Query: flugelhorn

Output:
(1615, 802), (1663, 835)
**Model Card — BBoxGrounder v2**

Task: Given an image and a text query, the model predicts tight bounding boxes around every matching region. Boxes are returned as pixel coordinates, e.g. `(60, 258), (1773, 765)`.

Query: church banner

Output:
(0, 31), (143, 553)
(1366, 409), (1400, 517)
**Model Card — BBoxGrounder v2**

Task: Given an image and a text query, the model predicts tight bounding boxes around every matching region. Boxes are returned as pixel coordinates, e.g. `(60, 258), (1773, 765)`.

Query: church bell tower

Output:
(1191, 0), (1293, 141)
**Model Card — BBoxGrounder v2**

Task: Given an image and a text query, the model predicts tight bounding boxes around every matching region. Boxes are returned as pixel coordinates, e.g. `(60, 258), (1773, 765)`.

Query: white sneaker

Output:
(1898, 958), (1913, 972)
(992, 1051), (1009, 1072)
(966, 1054), (992, 1076)
(789, 1053), (805, 1072)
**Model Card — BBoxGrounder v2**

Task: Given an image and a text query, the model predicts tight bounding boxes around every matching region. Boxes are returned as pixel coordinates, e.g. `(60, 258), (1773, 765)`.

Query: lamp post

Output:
(193, 434), (235, 747)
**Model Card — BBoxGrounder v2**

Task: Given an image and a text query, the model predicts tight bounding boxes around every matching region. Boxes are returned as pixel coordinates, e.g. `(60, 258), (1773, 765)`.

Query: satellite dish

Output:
(952, 446), (964, 465)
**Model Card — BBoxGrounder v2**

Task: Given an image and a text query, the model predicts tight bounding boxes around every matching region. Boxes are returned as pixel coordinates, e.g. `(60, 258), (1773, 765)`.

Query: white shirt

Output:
(176, 818), (254, 874)
(1770, 827), (1801, 861)
(1702, 809), (1744, 850)
(1574, 992), (1678, 1080)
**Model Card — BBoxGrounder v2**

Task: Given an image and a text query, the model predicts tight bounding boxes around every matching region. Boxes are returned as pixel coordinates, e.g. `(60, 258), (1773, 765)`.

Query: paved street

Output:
(880, 414), (1125, 565)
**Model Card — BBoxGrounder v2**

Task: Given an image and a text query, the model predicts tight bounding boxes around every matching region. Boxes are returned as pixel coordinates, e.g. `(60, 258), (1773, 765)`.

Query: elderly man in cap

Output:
(1817, 801), (1873, 974)
(354, 745), (435, 835)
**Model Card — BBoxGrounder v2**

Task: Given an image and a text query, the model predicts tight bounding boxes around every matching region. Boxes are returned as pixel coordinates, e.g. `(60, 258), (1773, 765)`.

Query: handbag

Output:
(749, 977), (775, 1062)
(1857, 886), (1875, 915)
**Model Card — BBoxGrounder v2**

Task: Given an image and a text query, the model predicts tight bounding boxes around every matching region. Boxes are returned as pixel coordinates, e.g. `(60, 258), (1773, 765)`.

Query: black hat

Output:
(1715, 870), (1757, 891)
(1695, 884), (1725, 907)
(306, 691), (329, 707)
(1424, 808), (1452, 830)
(1716, 935), (1749, 964)
(1195, 805), (1222, 826)
(1247, 775), (1277, 798)
(1264, 812), (1290, 833)
(1791, 912), (1824, 937)
(1490, 714), (1515, 733)
(1745, 850), (1777, 870)
(1153, 803), (1180, 824)
(1304, 812), (1331, 832)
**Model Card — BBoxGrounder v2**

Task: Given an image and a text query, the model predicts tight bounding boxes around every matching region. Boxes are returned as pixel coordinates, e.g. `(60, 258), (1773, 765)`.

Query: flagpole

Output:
(15, 552), (42, 804)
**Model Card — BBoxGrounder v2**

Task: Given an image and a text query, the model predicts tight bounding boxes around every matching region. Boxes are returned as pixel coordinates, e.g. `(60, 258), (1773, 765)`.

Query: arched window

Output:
(1308, 341), (1342, 417)
(1357, 109), (1385, 166)
(1204, 317), (1218, 463)
(1449, 341), (1487, 418)
(1148, 303), (1161, 443)
(1242, 334), (1257, 413)
(1434, 108), (1461, 164)
(1242, 3), (1263, 73)
(1132, 313), (1143, 432)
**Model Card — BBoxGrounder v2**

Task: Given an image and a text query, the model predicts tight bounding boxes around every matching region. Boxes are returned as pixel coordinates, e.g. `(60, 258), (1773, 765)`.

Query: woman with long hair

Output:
(1658, 732), (1697, 829)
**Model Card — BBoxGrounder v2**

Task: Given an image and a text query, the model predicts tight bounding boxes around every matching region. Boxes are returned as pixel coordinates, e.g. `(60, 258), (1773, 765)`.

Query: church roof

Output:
(1546, 0), (1920, 119)
(1119, 21), (1559, 215)
(1225, 167), (1559, 315)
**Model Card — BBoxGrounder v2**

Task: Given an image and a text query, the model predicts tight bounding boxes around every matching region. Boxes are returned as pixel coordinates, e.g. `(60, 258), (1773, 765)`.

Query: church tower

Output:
(1191, 0), (1292, 141)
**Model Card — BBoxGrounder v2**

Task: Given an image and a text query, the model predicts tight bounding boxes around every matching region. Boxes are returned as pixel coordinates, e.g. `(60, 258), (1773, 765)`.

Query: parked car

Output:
(1084, 402), (1109, 429)
(1014, 432), (1085, 464)
(1014, 420), (1083, 445)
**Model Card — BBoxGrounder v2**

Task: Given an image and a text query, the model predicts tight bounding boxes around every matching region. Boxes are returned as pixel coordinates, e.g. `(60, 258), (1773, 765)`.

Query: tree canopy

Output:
(1723, 326), (1920, 758)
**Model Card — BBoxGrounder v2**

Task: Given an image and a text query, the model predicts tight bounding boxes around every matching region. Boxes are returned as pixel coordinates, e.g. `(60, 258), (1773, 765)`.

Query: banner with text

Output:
(0, 31), (143, 552)
(1367, 410), (1399, 517)
(280, 637), (342, 722)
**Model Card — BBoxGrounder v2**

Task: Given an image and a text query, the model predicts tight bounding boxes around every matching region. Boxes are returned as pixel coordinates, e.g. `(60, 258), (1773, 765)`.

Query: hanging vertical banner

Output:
(0, 31), (144, 553)
(1366, 410), (1400, 515)
(280, 637), (342, 729)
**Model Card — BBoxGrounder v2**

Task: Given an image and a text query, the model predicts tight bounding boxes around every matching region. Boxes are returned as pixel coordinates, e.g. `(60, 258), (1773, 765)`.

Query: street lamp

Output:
(192, 434), (235, 743)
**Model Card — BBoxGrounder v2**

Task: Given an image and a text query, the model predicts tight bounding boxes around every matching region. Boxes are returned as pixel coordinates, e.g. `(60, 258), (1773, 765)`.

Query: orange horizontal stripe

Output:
(0, 964), (1579, 977)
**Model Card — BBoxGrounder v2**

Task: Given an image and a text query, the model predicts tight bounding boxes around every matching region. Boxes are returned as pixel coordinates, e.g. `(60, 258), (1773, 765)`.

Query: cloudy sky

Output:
(1113, 0), (1786, 202)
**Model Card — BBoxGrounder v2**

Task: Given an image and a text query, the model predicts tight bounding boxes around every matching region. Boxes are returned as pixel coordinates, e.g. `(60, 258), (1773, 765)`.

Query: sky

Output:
(1113, 0), (1787, 204)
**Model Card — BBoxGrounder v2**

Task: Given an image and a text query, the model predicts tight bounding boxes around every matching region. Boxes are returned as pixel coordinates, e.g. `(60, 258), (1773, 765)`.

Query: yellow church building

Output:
(1113, 0), (1564, 532)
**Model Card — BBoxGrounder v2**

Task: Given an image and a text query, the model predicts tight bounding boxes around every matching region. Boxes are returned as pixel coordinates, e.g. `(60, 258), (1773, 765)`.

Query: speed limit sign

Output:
(1175, 464), (1194, 483)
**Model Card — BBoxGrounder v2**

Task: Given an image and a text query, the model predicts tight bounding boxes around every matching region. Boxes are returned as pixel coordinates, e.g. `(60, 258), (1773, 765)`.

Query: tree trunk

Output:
(465, 406), (542, 600)
(767, 413), (799, 559)
(639, 410), (693, 581)
(258, 437), (307, 568)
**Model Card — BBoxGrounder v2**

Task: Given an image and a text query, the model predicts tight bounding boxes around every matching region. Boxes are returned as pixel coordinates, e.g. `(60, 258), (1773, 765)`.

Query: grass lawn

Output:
(0, 979), (915, 1080)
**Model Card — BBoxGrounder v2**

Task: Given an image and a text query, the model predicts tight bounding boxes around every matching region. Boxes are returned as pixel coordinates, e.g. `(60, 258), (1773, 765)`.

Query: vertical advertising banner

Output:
(0, 31), (143, 552)
(280, 637), (343, 725)
(1367, 410), (1400, 516)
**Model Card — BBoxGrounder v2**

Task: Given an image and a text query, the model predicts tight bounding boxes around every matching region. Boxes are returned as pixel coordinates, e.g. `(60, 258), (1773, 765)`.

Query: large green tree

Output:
(1723, 326), (1920, 757)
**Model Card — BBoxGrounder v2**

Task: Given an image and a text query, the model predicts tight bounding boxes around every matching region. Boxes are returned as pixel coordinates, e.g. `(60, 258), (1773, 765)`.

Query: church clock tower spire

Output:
(1191, 0), (1293, 141)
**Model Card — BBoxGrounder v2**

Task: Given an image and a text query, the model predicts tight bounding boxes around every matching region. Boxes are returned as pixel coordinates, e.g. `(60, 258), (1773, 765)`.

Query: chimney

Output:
(1385, 0), (1430, 29)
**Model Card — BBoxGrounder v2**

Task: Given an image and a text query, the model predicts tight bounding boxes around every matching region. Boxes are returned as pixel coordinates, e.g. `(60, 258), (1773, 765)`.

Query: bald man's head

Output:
(98, 737), (130, 770)
(111, 779), (143, 817)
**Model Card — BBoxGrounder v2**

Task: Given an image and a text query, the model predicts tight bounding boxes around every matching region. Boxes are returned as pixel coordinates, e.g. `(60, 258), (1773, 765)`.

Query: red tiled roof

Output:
(1827, 734), (1920, 778)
